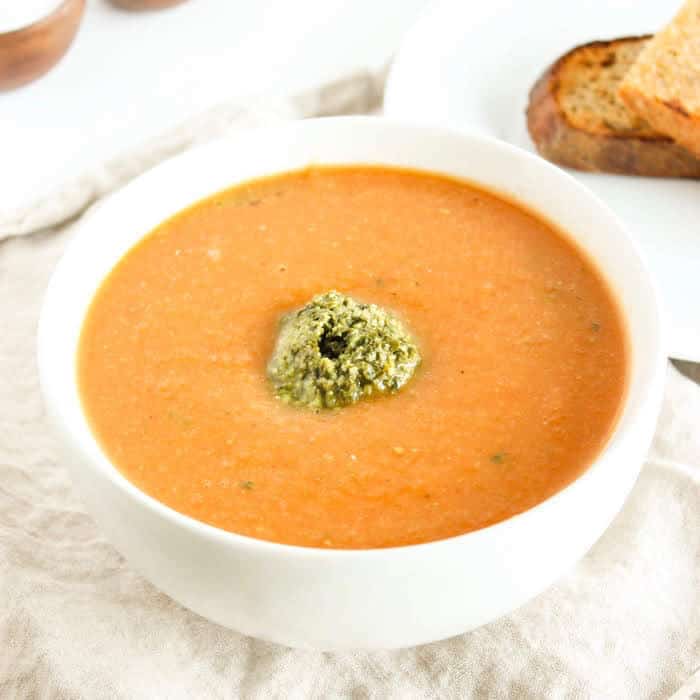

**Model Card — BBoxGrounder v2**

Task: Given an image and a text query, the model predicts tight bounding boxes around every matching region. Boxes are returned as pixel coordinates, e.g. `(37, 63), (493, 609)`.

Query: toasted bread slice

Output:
(619, 0), (700, 159)
(527, 36), (700, 177)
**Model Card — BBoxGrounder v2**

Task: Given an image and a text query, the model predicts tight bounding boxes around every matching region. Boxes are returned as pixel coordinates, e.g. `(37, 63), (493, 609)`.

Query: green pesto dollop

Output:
(267, 290), (421, 410)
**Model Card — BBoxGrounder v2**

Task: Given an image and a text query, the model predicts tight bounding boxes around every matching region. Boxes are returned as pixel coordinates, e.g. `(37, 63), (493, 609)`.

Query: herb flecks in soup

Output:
(78, 166), (628, 549)
(268, 290), (421, 410)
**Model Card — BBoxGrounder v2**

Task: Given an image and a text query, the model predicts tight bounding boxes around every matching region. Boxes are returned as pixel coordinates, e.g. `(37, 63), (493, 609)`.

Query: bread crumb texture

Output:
(558, 39), (654, 135)
(619, 0), (700, 156)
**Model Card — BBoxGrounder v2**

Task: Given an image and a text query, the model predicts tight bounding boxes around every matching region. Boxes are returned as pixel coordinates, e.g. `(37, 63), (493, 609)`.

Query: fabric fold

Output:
(0, 68), (386, 242)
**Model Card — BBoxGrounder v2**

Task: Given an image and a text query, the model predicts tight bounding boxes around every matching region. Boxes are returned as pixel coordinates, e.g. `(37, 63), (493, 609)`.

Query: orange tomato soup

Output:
(78, 167), (627, 549)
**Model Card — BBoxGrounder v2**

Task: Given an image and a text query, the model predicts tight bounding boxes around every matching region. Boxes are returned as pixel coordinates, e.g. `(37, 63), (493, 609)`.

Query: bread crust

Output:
(527, 37), (700, 178)
(618, 86), (700, 160)
(618, 0), (700, 160)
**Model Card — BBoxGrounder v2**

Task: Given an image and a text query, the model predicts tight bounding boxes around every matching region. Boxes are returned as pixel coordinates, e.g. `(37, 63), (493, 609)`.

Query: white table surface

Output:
(1, 0), (429, 213)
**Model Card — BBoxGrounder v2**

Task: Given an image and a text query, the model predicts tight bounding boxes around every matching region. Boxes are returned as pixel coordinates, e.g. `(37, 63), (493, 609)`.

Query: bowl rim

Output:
(37, 115), (667, 560)
(0, 0), (82, 39)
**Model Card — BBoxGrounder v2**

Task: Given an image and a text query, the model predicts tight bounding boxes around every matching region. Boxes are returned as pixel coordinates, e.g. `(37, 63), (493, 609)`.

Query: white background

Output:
(1, 0), (429, 212)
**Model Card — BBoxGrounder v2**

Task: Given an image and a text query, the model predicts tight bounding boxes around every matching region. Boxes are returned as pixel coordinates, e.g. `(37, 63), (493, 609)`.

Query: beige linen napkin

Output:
(0, 70), (384, 242)
(1, 74), (698, 700)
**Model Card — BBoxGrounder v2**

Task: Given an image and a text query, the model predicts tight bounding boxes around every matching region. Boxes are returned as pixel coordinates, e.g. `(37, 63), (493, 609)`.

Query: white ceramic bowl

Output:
(37, 117), (665, 650)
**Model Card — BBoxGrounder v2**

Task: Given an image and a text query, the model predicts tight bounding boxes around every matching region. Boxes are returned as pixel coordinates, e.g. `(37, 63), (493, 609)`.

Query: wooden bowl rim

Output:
(0, 0), (83, 40)
(108, 0), (191, 10)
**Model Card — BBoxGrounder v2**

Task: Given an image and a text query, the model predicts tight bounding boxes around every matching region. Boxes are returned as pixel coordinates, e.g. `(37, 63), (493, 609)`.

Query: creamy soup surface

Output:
(79, 167), (628, 549)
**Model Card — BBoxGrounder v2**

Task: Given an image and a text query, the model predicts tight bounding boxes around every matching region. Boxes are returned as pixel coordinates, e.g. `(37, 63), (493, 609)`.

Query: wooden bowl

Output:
(0, 0), (85, 91)
(109, 0), (191, 9)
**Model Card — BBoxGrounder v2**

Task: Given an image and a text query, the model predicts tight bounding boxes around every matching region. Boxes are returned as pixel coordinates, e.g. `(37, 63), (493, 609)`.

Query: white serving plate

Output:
(384, 0), (700, 362)
(38, 118), (664, 650)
